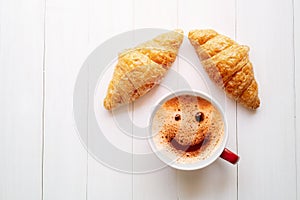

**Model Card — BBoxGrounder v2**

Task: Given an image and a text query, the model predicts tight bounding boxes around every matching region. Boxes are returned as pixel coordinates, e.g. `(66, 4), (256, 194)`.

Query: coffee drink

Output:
(151, 94), (224, 164)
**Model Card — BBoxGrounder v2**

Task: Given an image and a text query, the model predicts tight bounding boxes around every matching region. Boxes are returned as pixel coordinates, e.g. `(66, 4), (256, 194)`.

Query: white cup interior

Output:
(148, 89), (228, 170)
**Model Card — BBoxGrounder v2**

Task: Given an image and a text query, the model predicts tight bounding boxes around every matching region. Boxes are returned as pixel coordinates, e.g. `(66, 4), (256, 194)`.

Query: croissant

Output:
(104, 29), (183, 110)
(188, 29), (260, 110)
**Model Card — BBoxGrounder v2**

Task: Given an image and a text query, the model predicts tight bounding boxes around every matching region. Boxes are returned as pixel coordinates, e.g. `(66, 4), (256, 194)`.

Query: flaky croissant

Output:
(188, 29), (260, 110)
(104, 29), (183, 110)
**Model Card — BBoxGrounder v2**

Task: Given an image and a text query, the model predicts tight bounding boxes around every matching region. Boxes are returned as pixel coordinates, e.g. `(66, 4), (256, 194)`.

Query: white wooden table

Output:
(1, 0), (299, 199)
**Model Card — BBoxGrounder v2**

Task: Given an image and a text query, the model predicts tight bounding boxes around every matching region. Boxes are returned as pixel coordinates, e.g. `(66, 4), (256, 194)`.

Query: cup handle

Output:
(220, 148), (239, 164)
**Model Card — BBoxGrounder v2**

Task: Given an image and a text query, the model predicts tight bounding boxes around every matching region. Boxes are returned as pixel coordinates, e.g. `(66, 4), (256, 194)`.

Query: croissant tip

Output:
(252, 98), (260, 110)
(103, 98), (112, 110)
(188, 29), (201, 36)
(245, 97), (260, 110)
(188, 30), (197, 38)
(188, 29), (217, 34)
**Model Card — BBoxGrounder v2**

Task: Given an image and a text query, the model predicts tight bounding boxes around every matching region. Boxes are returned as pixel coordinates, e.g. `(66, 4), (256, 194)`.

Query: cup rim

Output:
(148, 89), (228, 170)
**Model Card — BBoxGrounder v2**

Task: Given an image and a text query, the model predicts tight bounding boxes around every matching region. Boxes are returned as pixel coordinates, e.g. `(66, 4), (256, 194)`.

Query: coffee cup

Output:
(148, 90), (239, 170)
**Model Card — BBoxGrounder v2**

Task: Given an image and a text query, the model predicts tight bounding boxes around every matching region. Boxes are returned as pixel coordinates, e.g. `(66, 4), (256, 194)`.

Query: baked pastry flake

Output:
(188, 29), (260, 109)
(104, 29), (183, 110)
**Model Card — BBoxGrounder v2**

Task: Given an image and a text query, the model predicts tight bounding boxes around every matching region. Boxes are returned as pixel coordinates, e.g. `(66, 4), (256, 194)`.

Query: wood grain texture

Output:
(237, 0), (297, 199)
(294, 0), (299, 197)
(0, 0), (44, 199)
(43, 0), (89, 199)
(177, 0), (238, 199)
(133, 0), (178, 30)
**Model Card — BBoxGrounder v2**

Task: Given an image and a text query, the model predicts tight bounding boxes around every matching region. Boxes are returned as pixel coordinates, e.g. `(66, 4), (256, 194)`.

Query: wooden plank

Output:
(177, 0), (238, 199)
(132, 0), (179, 199)
(133, 0), (178, 30)
(43, 0), (89, 199)
(86, 0), (134, 199)
(0, 0), (44, 199)
(237, 0), (297, 199)
(294, 0), (300, 197)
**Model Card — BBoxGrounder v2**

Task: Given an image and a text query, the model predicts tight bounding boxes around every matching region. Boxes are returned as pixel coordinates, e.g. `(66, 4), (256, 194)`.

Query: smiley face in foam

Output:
(152, 94), (224, 163)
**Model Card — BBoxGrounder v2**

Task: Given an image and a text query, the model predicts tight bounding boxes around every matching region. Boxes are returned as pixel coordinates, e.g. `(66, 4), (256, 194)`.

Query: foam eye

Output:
(175, 114), (181, 121)
(195, 112), (204, 122)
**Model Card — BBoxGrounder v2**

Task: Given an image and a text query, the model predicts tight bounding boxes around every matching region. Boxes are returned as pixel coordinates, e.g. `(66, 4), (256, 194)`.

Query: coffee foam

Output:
(152, 95), (224, 164)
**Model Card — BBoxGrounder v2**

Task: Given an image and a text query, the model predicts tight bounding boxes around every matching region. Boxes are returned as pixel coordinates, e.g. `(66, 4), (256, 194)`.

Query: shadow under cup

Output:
(148, 90), (239, 171)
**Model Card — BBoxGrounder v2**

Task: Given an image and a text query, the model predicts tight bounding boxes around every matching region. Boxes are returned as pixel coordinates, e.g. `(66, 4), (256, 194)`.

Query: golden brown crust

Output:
(238, 80), (260, 109)
(103, 64), (136, 110)
(125, 63), (167, 98)
(188, 29), (218, 45)
(197, 34), (235, 60)
(188, 29), (260, 110)
(224, 62), (254, 100)
(137, 48), (177, 68)
(202, 45), (249, 86)
(104, 29), (183, 110)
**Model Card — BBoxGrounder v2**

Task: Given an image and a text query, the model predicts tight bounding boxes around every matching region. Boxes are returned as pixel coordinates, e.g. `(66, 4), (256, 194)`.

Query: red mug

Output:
(149, 90), (239, 170)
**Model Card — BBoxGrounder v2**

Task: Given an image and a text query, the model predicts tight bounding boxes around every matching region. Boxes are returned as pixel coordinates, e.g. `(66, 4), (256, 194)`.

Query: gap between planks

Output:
(41, 0), (47, 199)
